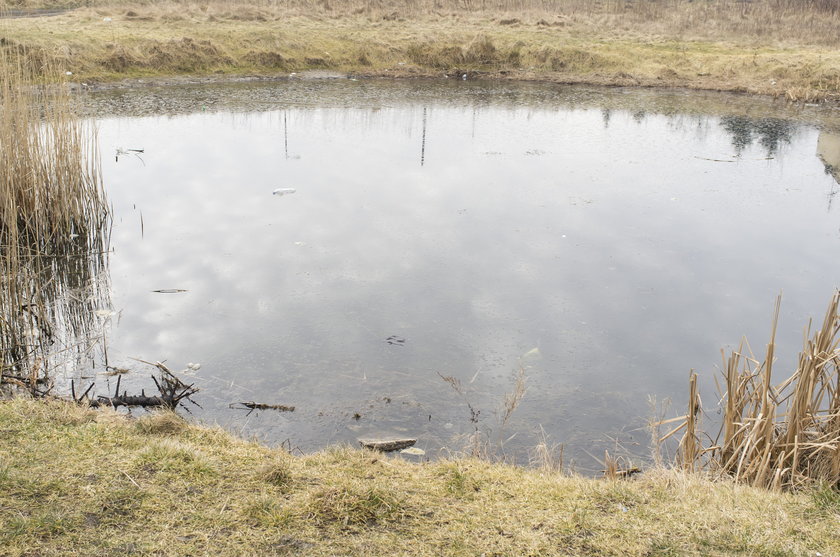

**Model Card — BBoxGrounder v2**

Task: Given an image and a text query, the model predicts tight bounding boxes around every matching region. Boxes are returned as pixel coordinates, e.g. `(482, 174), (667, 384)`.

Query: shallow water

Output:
(79, 79), (840, 470)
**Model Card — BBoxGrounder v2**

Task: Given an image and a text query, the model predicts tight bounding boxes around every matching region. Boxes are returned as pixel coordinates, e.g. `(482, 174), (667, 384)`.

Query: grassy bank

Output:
(0, 398), (838, 556)
(0, 0), (839, 101)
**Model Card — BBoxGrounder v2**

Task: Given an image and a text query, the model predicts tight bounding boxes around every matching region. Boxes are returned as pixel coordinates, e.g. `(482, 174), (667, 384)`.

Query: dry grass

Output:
(665, 292), (840, 490)
(0, 0), (838, 101)
(528, 430), (565, 474)
(0, 43), (109, 390)
(1, 396), (838, 556)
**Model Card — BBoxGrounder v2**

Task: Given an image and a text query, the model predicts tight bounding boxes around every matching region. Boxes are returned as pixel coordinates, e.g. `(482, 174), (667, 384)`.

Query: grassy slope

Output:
(1, 398), (838, 556)
(0, 3), (838, 101)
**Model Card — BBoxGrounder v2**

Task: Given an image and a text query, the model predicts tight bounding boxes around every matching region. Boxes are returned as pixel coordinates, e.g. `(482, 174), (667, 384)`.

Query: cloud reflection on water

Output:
(88, 80), (840, 468)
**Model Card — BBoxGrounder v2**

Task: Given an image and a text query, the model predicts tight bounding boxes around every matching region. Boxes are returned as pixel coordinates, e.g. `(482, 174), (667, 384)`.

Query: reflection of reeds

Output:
(665, 293), (840, 489)
(0, 47), (109, 390)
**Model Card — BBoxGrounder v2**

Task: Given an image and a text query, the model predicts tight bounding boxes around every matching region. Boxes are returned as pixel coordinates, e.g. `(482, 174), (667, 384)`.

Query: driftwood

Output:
(91, 394), (173, 408)
(601, 467), (642, 479)
(4, 358), (198, 411)
(230, 401), (295, 414)
(1, 372), (49, 385)
(78, 360), (199, 410)
(358, 438), (417, 452)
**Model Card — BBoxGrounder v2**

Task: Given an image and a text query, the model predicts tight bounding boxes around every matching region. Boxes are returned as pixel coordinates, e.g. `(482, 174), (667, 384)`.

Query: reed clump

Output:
(666, 293), (840, 490)
(0, 44), (109, 390)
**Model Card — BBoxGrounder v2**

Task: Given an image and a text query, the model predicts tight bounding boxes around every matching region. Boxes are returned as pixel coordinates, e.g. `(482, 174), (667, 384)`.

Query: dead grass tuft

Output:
(257, 457), (294, 488)
(243, 494), (291, 527)
(135, 410), (187, 435)
(439, 462), (482, 497)
(134, 438), (218, 477)
(99, 485), (145, 518)
(306, 485), (406, 525)
(244, 50), (291, 69)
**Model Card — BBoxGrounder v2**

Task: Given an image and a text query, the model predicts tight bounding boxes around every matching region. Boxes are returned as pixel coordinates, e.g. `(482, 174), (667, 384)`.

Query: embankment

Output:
(0, 0), (839, 101)
(1, 398), (838, 556)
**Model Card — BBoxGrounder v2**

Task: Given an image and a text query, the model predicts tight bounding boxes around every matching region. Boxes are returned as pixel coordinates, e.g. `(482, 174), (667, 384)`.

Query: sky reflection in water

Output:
(88, 79), (840, 470)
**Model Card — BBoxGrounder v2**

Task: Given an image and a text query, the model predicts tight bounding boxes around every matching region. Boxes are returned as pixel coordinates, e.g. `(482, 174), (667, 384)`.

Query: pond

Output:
(74, 78), (840, 470)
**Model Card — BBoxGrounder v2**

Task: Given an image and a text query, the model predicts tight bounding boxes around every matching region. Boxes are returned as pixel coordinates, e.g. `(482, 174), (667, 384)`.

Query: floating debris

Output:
(151, 289), (188, 294)
(230, 401), (295, 414)
(603, 467), (641, 479)
(358, 438), (417, 452)
(115, 147), (145, 164)
(385, 335), (406, 346)
(694, 156), (735, 163)
(272, 188), (296, 196)
(104, 365), (131, 376)
(85, 360), (199, 410)
(521, 347), (541, 360)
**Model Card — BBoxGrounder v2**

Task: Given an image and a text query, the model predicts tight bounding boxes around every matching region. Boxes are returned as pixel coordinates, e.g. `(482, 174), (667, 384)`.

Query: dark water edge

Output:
(77, 76), (840, 129)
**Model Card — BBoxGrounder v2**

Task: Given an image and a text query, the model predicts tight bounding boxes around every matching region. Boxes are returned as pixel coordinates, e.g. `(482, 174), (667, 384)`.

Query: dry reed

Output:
(0, 40), (109, 390)
(663, 292), (840, 489)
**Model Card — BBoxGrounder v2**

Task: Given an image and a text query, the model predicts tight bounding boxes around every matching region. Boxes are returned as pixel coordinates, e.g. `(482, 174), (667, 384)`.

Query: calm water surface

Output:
(79, 79), (840, 469)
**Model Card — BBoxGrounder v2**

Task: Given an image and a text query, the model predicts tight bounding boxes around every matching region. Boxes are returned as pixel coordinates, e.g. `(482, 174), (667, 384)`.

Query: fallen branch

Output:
(91, 394), (173, 409)
(74, 360), (199, 410)
(230, 401), (296, 414)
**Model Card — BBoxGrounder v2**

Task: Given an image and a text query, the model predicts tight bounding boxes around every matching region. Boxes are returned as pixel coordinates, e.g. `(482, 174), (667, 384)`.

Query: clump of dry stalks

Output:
(662, 292), (840, 490)
(0, 45), (109, 391)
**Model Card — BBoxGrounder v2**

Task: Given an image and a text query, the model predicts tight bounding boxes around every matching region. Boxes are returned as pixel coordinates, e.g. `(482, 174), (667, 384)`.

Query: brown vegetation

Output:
(0, 47), (109, 391)
(665, 292), (840, 490)
(0, 0), (838, 101)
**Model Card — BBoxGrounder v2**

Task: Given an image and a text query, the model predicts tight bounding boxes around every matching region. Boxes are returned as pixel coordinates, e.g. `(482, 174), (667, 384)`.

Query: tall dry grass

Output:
(663, 293), (840, 489)
(4, 0), (839, 44)
(0, 43), (110, 390)
(76, 0), (837, 15)
(240, 0), (840, 44)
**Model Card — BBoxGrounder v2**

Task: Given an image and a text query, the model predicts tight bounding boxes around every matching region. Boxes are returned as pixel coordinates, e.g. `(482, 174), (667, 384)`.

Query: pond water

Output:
(77, 78), (840, 470)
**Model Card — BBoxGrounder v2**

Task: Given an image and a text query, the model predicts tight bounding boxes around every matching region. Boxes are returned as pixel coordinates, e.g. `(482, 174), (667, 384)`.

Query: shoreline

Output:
(1, 397), (838, 556)
(2, 3), (838, 104)
(67, 66), (840, 108)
